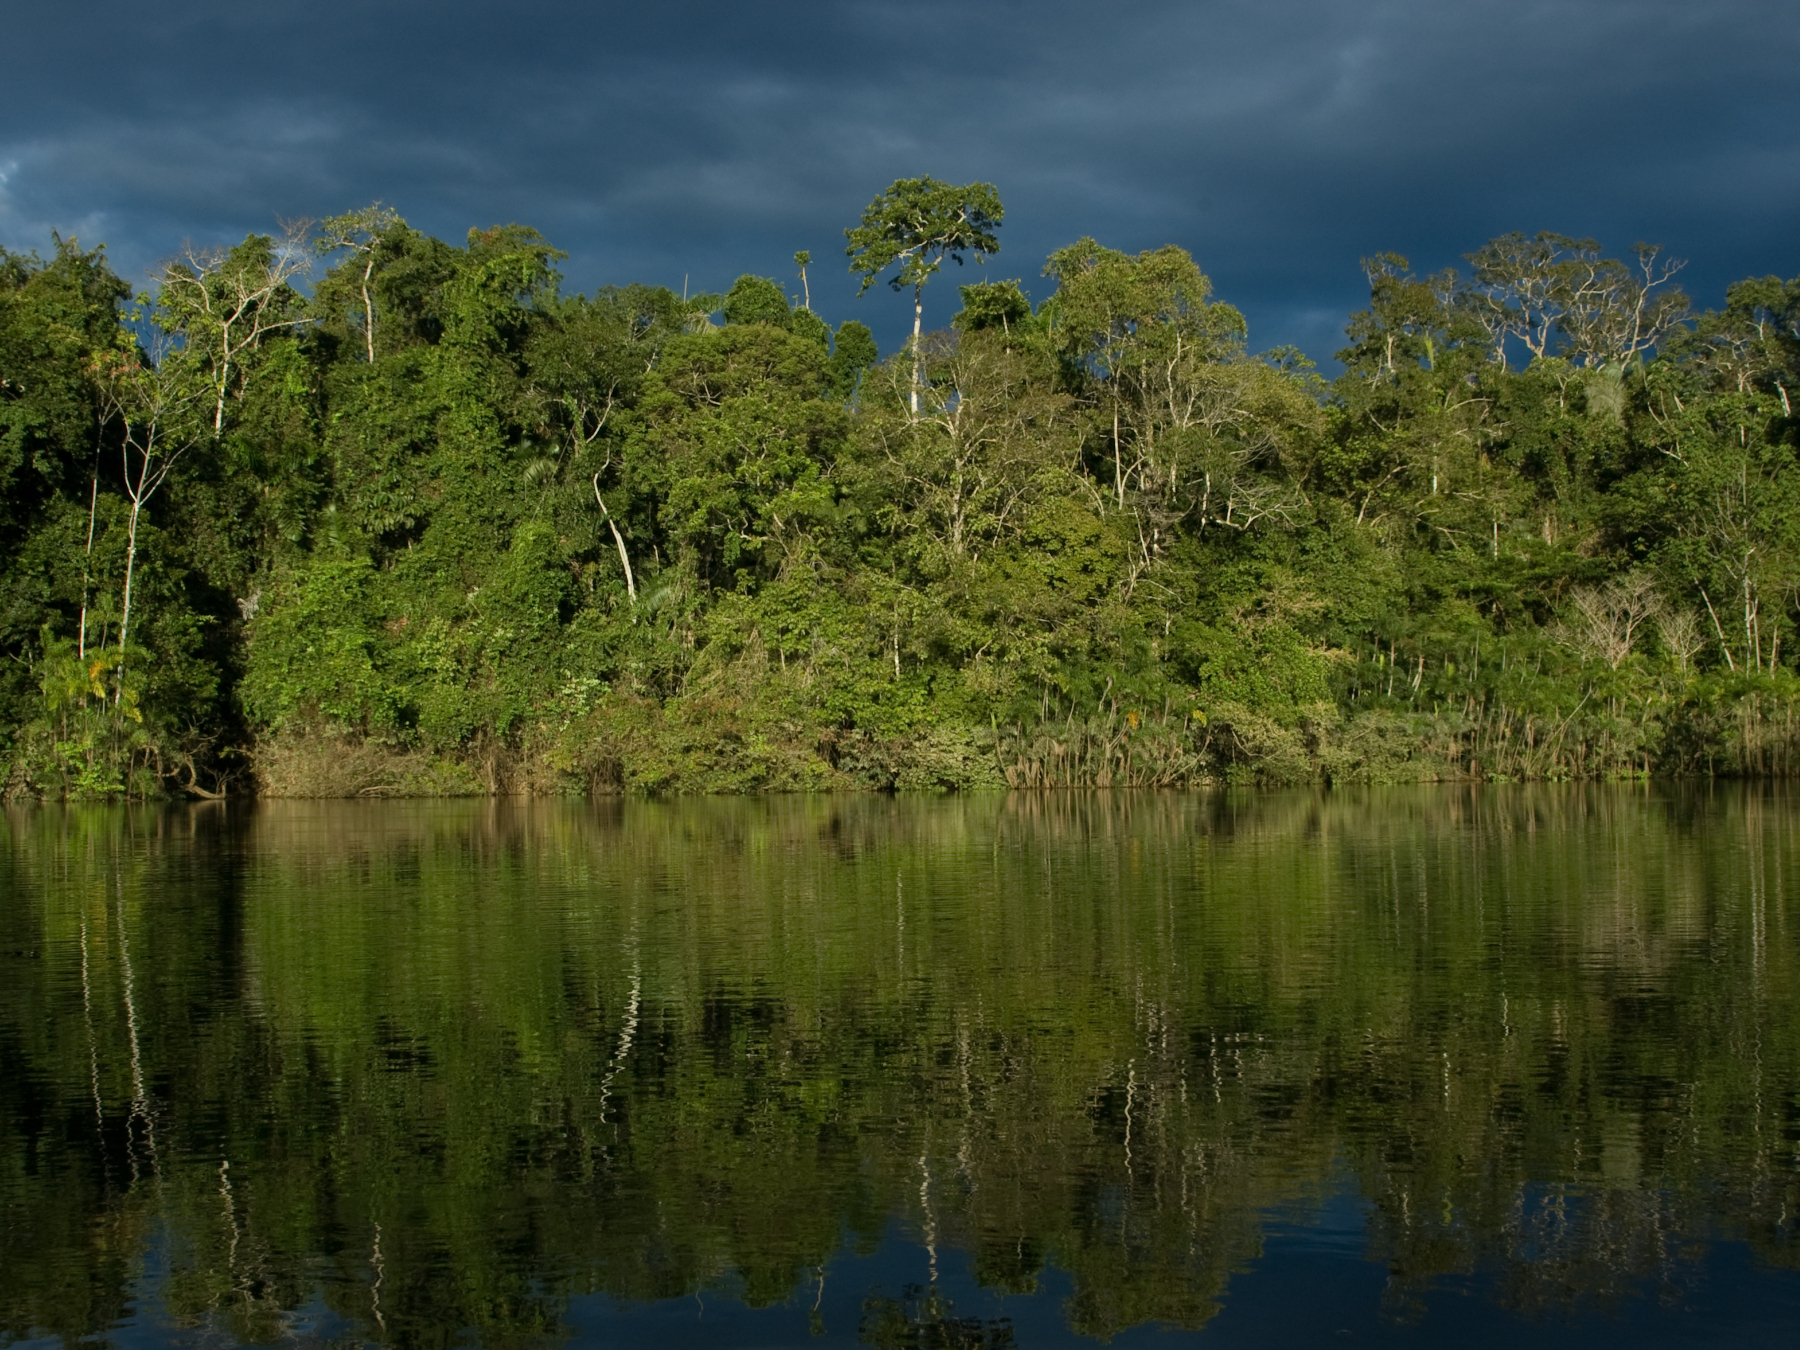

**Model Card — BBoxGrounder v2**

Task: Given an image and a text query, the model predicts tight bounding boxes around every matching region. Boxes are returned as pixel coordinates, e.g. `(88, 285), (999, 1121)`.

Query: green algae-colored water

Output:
(3, 787), (1797, 1347)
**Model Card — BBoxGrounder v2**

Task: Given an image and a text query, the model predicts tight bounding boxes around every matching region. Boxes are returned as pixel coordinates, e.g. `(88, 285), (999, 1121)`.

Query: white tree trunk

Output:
(362, 253), (377, 362)
(911, 285), (924, 416)
(594, 476), (637, 604)
(116, 499), (142, 707)
(78, 457), (99, 659)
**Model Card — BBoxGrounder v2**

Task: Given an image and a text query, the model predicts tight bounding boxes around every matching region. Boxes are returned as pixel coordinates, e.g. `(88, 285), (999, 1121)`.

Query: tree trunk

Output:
(116, 498), (142, 707)
(911, 284), (923, 416)
(214, 325), (230, 434)
(362, 253), (377, 362)
(1113, 397), (1124, 508)
(78, 454), (99, 659)
(594, 477), (637, 604)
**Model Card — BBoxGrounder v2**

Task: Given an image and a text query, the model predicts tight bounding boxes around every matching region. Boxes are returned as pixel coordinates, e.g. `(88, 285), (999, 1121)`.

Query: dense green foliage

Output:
(1, 201), (1797, 797)
(2, 790), (1796, 1343)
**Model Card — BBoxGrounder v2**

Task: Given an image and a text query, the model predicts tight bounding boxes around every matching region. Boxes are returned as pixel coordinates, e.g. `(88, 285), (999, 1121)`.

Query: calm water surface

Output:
(2, 787), (1797, 1347)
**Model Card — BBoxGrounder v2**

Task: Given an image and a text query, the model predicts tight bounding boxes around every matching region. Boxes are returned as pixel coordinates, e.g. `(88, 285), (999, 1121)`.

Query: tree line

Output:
(2, 179), (1797, 797)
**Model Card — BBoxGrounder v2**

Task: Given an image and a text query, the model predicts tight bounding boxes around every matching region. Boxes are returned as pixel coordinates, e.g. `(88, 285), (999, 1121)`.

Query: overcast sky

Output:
(3, 0), (1795, 365)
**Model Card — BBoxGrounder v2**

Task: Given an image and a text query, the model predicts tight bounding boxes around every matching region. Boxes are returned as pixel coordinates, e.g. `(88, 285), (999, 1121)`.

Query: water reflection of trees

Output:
(1, 788), (1796, 1346)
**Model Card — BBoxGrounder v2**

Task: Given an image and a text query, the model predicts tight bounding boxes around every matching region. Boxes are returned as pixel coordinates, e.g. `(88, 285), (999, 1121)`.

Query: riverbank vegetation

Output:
(3, 183), (1797, 796)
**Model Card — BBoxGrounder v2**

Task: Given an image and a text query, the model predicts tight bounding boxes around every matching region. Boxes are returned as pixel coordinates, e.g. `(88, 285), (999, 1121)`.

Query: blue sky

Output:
(3, 0), (1795, 366)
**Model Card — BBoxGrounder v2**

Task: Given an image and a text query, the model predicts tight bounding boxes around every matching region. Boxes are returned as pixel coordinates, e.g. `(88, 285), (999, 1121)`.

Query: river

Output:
(3, 787), (1796, 1346)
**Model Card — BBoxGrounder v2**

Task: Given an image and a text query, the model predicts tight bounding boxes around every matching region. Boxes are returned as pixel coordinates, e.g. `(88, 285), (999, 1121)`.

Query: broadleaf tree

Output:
(845, 177), (1003, 414)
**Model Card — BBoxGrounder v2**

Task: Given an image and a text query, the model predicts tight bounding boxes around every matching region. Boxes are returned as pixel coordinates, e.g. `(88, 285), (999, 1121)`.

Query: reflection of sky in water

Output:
(2, 787), (1798, 1346)
(555, 1213), (1800, 1348)
(50, 1210), (1800, 1349)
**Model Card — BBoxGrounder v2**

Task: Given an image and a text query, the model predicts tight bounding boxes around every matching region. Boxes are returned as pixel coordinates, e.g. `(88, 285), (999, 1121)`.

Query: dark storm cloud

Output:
(4, 0), (1795, 361)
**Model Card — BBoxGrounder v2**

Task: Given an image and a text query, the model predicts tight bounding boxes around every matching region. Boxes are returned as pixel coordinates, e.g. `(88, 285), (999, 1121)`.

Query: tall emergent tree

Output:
(153, 225), (312, 433)
(1044, 238), (1246, 509)
(793, 251), (811, 310)
(846, 177), (1002, 414)
(314, 203), (403, 362)
(1463, 231), (1691, 369)
(93, 333), (201, 698)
